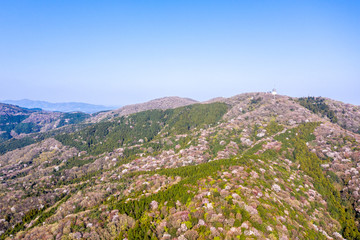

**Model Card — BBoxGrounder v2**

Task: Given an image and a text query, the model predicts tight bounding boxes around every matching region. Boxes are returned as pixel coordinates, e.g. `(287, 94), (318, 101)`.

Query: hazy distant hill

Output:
(1, 99), (116, 114)
(91, 96), (198, 122)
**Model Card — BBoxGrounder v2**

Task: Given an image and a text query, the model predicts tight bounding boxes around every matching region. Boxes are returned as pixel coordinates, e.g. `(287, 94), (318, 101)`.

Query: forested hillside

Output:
(1, 93), (360, 240)
(0, 103), (90, 144)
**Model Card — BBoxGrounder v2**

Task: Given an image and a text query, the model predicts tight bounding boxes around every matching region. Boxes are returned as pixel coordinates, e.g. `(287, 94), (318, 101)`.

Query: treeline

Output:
(276, 122), (360, 239)
(0, 207), (45, 240)
(108, 154), (252, 239)
(0, 182), (91, 239)
(0, 137), (36, 155)
(57, 112), (90, 128)
(165, 102), (229, 134)
(0, 193), (70, 240)
(298, 97), (338, 123)
(55, 110), (168, 155)
(0, 114), (30, 142)
(0, 123), (91, 155)
(55, 102), (229, 156)
(0, 112), (90, 144)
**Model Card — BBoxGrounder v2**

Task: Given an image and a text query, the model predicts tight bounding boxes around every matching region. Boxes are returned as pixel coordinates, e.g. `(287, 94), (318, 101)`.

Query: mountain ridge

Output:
(91, 96), (199, 122)
(1, 99), (116, 114)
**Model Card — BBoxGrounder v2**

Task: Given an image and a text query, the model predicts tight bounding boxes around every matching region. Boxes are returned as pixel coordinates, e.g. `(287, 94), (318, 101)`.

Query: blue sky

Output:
(0, 1), (359, 105)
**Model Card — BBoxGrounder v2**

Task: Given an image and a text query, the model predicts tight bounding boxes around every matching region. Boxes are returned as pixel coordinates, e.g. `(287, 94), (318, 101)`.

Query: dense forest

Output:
(298, 97), (338, 123)
(55, 102), (229, 156)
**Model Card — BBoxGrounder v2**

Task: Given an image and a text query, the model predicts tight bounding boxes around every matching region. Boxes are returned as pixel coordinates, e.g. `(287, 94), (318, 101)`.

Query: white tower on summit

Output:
(271, 88), (277, 100)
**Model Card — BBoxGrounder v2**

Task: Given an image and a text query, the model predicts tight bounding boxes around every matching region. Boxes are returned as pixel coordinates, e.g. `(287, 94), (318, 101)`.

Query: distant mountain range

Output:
(1, 99), (117, 114)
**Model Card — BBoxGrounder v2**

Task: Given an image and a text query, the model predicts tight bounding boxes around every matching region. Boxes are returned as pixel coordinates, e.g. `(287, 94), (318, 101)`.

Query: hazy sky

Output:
(1, 1), (359, 105)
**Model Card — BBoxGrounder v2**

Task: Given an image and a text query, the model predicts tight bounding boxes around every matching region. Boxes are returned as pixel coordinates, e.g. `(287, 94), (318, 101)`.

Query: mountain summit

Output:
(91, 96), (198, 122)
